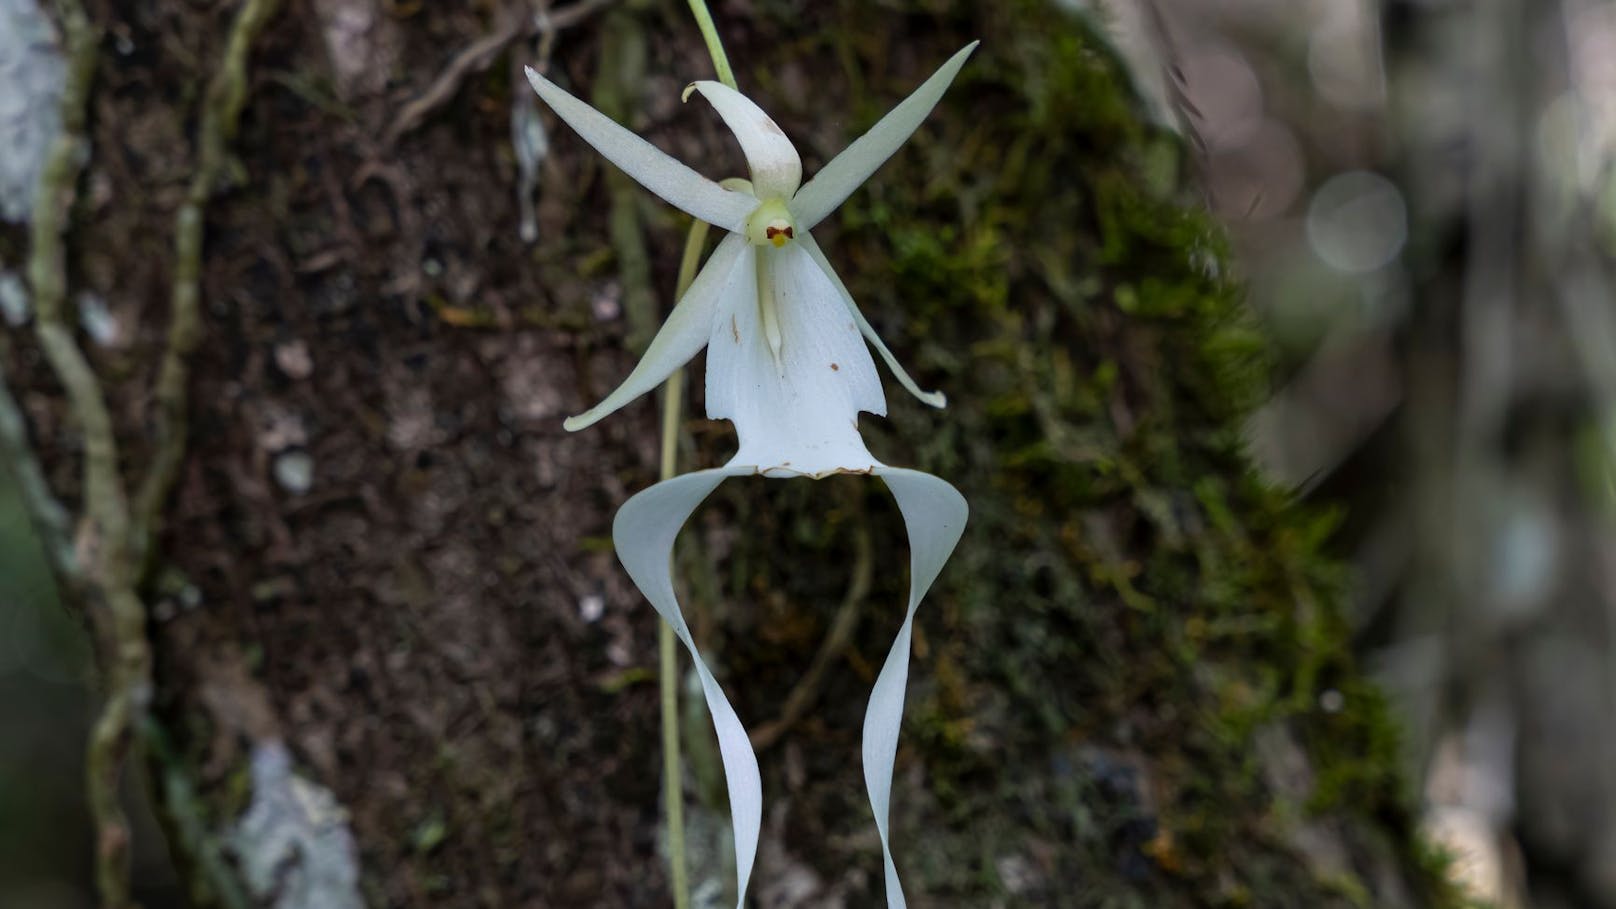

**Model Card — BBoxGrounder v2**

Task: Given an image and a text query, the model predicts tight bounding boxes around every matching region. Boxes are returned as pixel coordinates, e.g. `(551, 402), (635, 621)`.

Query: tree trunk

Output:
(1, 0), (1464, 905)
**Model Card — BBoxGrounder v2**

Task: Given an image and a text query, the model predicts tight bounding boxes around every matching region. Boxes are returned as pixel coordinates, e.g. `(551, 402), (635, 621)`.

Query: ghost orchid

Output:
(528, 44), (974, 909)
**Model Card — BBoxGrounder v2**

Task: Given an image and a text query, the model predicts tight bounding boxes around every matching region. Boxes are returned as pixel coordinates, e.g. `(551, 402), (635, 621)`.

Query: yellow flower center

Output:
(745, 198), (796, 248)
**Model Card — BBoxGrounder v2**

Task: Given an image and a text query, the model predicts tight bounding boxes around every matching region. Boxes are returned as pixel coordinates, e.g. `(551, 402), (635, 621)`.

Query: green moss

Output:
(669, 1), (1468, 905)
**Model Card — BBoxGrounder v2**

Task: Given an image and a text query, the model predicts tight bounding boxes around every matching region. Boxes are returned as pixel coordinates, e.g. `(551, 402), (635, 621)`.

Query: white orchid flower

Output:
(526, 43), (975, 909)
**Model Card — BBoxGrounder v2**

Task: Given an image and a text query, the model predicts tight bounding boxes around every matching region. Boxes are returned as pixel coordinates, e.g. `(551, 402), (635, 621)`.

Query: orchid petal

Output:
(798, 230), (947, 409)
(789, 42), (978, 230)
(612, 467), (763, 909)
(524, 66), (758, 231)
(706, 242), (885, 476)
(612, 465), (966, 909)
(685, 81), (803, 201)
(564, 234), (748, 432)
(864, 467), (968, 908)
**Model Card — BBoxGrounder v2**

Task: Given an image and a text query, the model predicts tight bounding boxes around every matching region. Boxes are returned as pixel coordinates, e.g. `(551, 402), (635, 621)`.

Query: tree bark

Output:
(1, 0), (1465, 905)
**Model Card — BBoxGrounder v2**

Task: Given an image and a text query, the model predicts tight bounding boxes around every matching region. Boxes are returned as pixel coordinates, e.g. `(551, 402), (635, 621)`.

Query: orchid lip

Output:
(613, 465), (968, 909)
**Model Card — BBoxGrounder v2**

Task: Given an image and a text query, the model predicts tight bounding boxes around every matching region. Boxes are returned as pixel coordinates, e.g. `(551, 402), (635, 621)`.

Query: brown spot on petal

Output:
(731, 315), (740, 343)
(830, 362), (839, 371)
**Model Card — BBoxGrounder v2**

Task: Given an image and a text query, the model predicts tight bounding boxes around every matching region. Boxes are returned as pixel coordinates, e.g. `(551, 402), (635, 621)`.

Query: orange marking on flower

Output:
(764, 225), (795, 248)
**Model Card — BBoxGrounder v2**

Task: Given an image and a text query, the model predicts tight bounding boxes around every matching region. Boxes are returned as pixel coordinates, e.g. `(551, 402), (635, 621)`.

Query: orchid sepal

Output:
(523, 66), (757, 232)
(797, 230), (947, 409)
(684, 80), (803, 201)
(790, 42), (979, 230)
(563, 233), (749, 432)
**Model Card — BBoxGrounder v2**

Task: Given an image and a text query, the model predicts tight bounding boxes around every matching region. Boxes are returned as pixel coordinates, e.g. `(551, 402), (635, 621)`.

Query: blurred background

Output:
(3, 0), (1616, 906)
(1109, 0), (1616, 906)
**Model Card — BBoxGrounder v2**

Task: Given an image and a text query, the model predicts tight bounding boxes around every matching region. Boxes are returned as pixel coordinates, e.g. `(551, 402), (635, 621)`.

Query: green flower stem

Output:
(658, 218), (709, 909)
(686, 0), (738, 90)
(659, 8), (732, 905)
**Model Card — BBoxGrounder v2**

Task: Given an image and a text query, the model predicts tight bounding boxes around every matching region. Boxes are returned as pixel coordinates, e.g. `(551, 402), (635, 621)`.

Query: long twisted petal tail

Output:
(797, 230), (947, 409)
(864, 467), (968, 908)
(612, 466), (966, 908)
(613, 467), (761, 908)
(685, 81), (803, 201)
(524, 66), (758, 232)
(789, 42), (979, 230)
(564, 234), (749, 432)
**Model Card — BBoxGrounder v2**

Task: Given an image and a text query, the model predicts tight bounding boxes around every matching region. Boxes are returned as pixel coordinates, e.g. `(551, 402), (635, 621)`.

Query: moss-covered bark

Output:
(698, 4), (1464, 905)
(1, 0), (1466, 905)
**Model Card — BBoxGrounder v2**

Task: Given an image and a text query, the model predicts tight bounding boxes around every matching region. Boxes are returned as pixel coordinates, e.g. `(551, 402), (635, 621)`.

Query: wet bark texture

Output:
(3, 0), (1466, 906)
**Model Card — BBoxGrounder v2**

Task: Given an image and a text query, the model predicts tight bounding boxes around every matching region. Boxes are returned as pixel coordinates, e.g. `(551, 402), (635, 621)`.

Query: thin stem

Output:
(660, 7), (730, 902)
(658, 217), (709, 909)
(28, 5), (146, 906)
(660, 221), (709, 480)
(685, 0), (738, 90)
(749, 525), (873, 750)
(136, 0), (283, 578)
